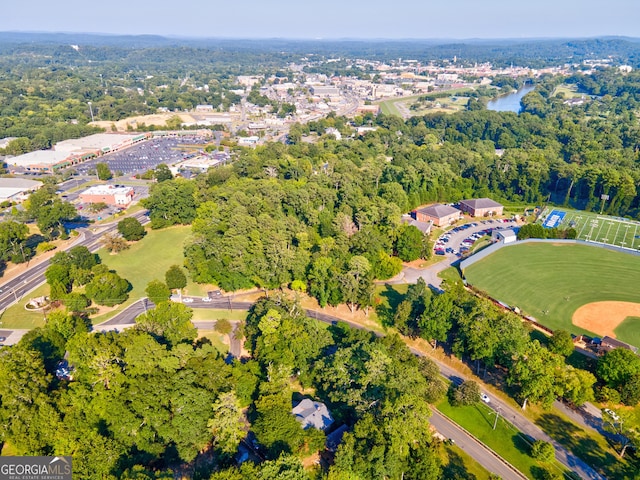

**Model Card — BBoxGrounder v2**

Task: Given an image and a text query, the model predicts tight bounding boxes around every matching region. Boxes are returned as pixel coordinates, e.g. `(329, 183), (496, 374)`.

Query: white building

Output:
(8, 150), (75, 173)
(79, 185), (135, 206)
(492, 228), (517, 244)
(0, 178), (42, 202)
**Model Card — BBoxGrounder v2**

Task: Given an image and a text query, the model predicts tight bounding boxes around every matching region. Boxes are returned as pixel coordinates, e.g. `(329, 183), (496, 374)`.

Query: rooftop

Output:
(460, 198), (503, 209)
(55, 133), (146, 152)
(0, 178), (42, 189)
(80, 185), (134, 196)
(416, 203), (460, 218)
(8, 150), (73, 167)
(292, 398), (334, 431)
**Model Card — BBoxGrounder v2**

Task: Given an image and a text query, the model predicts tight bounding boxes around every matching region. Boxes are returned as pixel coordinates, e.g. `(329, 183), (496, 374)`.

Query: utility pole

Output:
(489, 407), (501, 430)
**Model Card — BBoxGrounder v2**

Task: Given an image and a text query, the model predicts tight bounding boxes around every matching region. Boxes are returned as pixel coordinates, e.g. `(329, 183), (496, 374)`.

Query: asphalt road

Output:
(430, 410), (527, 480)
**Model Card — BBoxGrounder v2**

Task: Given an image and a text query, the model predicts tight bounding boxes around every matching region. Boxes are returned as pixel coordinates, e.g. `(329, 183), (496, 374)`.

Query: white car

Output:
(481, 393), (491, 404)
(202, 297), (212, 302)
(182, 297), (194, 303)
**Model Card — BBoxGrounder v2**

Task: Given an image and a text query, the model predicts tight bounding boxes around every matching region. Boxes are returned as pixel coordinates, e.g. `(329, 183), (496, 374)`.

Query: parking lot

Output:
(434, 218), (518, 259)
(74, 136), (209, 176)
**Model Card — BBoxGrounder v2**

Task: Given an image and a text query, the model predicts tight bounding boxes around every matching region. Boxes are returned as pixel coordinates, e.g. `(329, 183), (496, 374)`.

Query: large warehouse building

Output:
(0, 178), (42, 202)
(7, 133), (151, 173)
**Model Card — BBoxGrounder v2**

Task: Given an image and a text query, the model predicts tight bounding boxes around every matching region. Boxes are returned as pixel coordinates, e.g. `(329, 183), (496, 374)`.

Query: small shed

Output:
(492, 228), (517, 244)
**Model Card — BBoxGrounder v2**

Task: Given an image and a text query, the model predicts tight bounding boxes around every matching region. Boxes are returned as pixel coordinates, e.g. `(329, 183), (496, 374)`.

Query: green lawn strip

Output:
(0, 283), (48, 329)
(463, 242), (640, 344)
(530, 407), (635, 479)
(614, 316), (640, 349)
(190, 308), (248, 322)
(442, 443), (493, 480)
(437, 399), (567, 479)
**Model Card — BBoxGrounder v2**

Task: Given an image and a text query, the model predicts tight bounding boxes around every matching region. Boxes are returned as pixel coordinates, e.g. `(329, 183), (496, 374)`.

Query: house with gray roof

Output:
(292, 398), (334, 431)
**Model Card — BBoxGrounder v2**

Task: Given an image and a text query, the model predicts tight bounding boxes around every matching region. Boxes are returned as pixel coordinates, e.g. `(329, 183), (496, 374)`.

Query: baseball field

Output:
(463, 242), (640, 347)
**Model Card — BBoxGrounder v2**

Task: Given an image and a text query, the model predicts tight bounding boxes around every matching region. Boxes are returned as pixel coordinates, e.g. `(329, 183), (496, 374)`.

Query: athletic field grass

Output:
(463, 242), (640, 344)
(538, 206), (640, 250)
(614, 316), (640, 349)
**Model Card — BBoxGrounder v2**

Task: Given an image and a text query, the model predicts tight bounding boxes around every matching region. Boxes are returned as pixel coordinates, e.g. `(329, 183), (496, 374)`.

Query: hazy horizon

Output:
(2, 0), (638, 40)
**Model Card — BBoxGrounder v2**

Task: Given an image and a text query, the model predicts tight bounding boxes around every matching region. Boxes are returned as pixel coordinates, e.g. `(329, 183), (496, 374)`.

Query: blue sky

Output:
(2, 0), (638, 39)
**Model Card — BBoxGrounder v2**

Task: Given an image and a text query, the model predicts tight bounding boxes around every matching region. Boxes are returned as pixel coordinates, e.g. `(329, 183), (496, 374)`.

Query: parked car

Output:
(182, 297), (194, 303)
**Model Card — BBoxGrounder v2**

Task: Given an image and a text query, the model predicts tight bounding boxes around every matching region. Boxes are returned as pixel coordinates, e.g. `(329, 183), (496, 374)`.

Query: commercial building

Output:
(415, 204), (461, 227)
(310, 85), (340, 97)
(8, 150), (76, 173)
(458, 198), (504, 217)
(0, 178), (42, 202)
(54, 133), (150, 155)
(79, 185), (134, 206)
(8, 133), (151, 173)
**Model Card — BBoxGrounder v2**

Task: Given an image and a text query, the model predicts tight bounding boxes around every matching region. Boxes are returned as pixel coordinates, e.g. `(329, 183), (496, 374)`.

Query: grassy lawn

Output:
(0, 283), (49, 329)
(375, 284), (409, 327)
(196, 329), (229, 355)
(533, 409), (636, 479)
(438, 266), (462, 285)
(91, 225), (192, 323)
(463, 242), (640, 342)
(437, 400), (567, 479)
(190, 308), (248, 322)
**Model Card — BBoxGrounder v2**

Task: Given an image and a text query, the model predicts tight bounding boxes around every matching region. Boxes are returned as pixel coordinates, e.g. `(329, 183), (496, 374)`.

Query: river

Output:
(487, 85), (535, 113)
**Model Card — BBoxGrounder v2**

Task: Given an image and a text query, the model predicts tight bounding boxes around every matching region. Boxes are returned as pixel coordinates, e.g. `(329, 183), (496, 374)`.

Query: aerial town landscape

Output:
(1, 2), (640, 480)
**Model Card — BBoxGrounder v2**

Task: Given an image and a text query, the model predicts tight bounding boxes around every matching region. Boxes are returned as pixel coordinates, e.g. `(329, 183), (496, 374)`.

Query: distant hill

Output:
(0, 32), (639, 67)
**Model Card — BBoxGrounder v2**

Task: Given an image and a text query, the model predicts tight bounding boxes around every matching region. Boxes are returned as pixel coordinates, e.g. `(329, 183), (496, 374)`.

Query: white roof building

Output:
(0, 178), (43, 202)
(54, 133), (148, 154)
(492, 228), (517, 244)
(8, 150), (74, 172)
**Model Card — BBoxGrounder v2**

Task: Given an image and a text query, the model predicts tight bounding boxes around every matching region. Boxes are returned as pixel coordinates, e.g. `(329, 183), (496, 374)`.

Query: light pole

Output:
(600, 194), (610, 215)
(88, 101), (95, 122)
(489, 407), (502, 430)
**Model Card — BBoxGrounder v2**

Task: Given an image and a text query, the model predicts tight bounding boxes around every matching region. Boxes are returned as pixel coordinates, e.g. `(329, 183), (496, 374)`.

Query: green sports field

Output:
(463, 242), (640, 346)
(538, 207), (640, 250)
